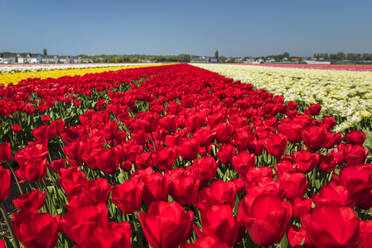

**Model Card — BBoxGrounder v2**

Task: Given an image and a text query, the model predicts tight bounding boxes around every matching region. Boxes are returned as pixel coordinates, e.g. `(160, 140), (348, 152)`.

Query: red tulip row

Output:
(0, 64), (371, 248)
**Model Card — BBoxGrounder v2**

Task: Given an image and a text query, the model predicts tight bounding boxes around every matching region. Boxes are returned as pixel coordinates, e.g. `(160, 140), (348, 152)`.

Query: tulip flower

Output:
(301, 205), (359, 247)
(238, 194), (292, 246)
(139, 201), (193, 248)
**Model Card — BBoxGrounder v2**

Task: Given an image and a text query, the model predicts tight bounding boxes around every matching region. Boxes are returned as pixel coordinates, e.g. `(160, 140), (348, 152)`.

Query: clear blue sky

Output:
(1, 0), (371, 57)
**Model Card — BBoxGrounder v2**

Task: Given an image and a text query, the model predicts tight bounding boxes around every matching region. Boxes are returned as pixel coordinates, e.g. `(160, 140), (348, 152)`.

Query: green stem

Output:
(0, 203), (20, 248)
(131, 214), (144, 248)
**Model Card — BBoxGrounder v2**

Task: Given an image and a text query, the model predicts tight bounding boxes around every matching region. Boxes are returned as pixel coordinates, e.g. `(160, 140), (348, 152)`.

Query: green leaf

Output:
(277, 234), (289, 248)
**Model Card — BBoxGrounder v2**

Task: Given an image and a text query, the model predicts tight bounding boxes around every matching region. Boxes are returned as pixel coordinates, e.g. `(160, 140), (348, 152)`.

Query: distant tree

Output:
(43, 48), (47, 56)
(283, 52), (290, 58)
(219, 56), (226, 63)
(178, 54), (192, 62)
(215, 50), (219, 62)
(335, 52), (345, 60)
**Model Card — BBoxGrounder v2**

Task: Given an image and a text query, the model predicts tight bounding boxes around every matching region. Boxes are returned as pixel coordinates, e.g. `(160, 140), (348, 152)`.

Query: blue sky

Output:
(1, 0), (371, 56)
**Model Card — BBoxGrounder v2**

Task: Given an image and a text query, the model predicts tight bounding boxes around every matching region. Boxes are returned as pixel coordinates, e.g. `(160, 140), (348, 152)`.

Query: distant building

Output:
(235, 57), (243, 63)
(254, 58), (264, 64)
(0, 53), (17, 64)
(243, 57), (255, 64)
(291, 57), (300, 63)
(58, 56), (71, 64)
(82, 58), (93, 63)
(28, 54), (42, 64)
(16, 54), (25, 63)
(42, 55), (58, 64)
(73, 57), (83, 63)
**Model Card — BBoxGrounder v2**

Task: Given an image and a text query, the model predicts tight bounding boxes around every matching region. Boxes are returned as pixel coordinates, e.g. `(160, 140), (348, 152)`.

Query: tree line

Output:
(313, 52), (372, 61)
(78, 54), (197, 63)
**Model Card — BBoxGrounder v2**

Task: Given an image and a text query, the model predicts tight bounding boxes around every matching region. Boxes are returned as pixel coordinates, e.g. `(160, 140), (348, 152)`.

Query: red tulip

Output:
(244, 166), (273, 184)
(14, 143), (48, 182)
(142, 171), (168, 205)
(41, 115), (50, 123)
(188, 157), (218, 185)
(313, 182), (354, 207)
(0, 167), (11, 203)
(308, 103), (321, 115)
(159, 114), (177, 132)
(339, 164), (372, 209)
(152, 147), (177, 171)
(49, 158), (66, 174)
(200, 204), (241, 246)
(182, 236), (229, 248)
(292, 198), (312, 218)
(274, 159), (297, 175)
(16, 158), (48, 182)
(277, 121), (303, 143)
(66, 178), (111, 209)
(0, 142), (11, 163)
(135, 152), (153, 170)
(111, 177), (144, 214)
(139, 201), (193, 248)
(12, 211), (59, 248)
(358, 220), (372, 248)
(214, 123), (234, 143)
(247, 139), (264, 155)
(58, 166), (87, 196)
(301, 126), (326, 151)
(238, 194), (292, 246)
(323, 132), (342, 149)
(185, 113), (204, 132)
(76, 221), (132, 248)
(95, 148), (120, 174)
(12, 124), (22, 133)
(179, 138), (200, 161)
(216, 144), (235, 164)
(293, 150), (319, 173)
(13, 189), (46, 212)
(60, 204), (108, 244)
(287, 225), (312, 248)
(343, 144), (368, 166)
(196, 180), (236, 211)
(301, 205), (359, 247)
(278, 172), (309, 200)
(322, 116), (336, 131)
(263, 133), (287, 158)
(232, 151), (255, 176)
(167, 168), (200, 206)
(345, 130), (366, 145)
(318, 153), (338, 172)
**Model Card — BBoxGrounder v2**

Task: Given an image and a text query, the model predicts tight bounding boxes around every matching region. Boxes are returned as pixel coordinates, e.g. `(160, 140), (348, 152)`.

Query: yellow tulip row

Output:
(0, 64), (166, 87)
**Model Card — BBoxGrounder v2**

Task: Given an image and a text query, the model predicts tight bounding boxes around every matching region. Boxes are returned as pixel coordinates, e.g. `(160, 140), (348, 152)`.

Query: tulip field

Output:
(0, 64), (166, 87)
(193, 64), (372, 133)
(0, 63), (371, 248)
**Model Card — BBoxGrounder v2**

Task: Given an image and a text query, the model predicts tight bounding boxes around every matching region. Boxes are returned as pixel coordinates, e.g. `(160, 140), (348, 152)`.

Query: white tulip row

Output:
(192, 64), (372, 132)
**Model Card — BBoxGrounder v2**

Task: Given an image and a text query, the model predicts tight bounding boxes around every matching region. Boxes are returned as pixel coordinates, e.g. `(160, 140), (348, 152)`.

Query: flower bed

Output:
(193, 63), (372, 132)
(226, 63), (372, 71)
(0, 64), (371, 248)
(0, 64), (165, 87)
